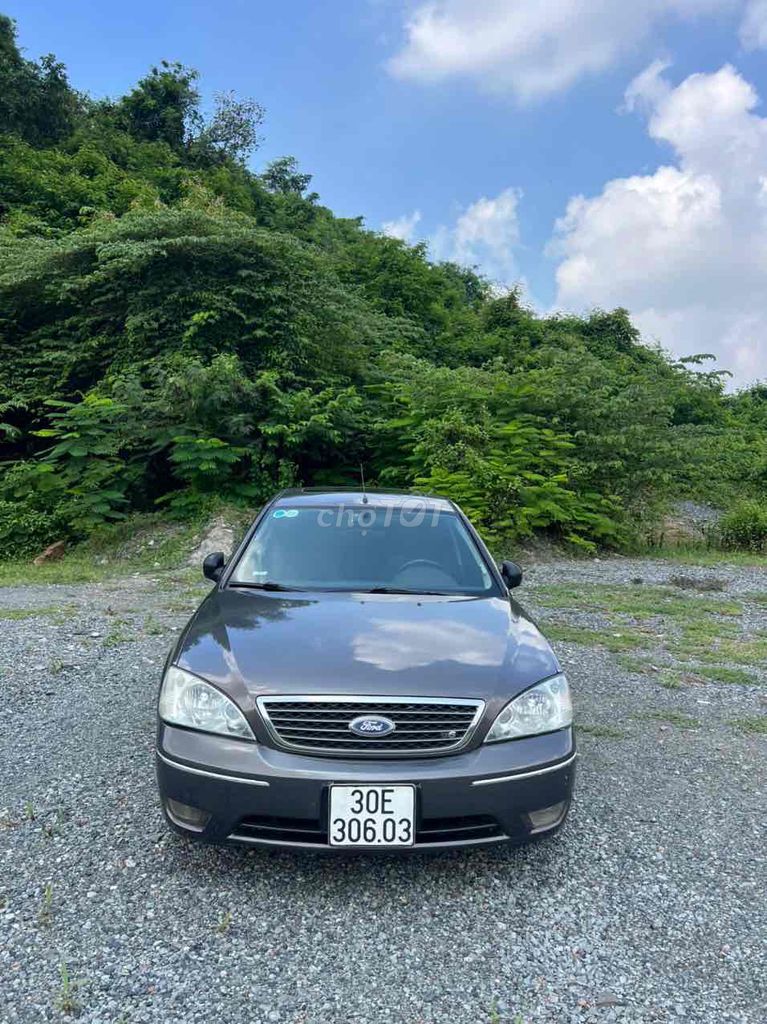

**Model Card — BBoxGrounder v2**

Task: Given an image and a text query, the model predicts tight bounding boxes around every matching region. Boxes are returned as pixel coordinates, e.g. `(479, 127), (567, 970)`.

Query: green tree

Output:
(262, 156), (314, 196)
(116, 62), (200, 151)
(0, 15), (82, 146)
(192, 91), (265, 165)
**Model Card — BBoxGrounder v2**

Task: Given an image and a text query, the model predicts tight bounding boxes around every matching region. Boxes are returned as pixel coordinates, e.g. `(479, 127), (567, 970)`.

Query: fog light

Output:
(165, 798), (211, 832)
(527, 801), (566, 832)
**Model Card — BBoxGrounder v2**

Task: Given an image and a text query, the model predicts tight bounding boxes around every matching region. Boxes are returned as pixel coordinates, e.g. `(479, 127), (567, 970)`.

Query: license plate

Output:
(329, 785), (415, 847)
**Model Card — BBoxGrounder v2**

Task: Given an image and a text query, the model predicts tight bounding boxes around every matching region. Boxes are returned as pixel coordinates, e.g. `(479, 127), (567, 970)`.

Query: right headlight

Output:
(484, 673), (572, 743)
(159, 665), (254, 740)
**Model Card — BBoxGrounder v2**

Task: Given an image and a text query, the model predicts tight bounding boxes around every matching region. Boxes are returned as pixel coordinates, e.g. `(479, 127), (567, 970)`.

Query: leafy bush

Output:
(0, 499), (67, 559)
(718, 500), (767, 551)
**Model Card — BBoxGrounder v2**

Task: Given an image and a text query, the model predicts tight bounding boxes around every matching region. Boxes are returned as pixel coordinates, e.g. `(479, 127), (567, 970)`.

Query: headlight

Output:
(159, 666), (254, 740)
(484, 673), (572, 742)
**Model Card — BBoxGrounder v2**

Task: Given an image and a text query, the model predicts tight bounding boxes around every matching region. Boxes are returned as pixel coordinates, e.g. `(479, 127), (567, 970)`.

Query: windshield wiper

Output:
(362, 586), (451, 596)
(229, 581), (300, 592)
(230, 582), (454, 595)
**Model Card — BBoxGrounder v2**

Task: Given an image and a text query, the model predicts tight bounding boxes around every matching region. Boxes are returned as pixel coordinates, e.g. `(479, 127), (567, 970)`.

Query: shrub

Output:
(718, 499), (767, 551)
(0, 499), (68, 559)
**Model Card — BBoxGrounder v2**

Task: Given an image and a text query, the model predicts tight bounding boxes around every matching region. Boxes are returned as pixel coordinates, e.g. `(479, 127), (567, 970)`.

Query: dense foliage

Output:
(1, 14), (765, 557)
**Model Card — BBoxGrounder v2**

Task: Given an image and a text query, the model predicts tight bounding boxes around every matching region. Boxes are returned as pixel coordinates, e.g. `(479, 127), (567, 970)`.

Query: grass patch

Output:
(616, 653), (655, 675)
(634, 545), (767, 568)
(688, 635), (767, 667)
(615, 654), (682, 691)
(216, 909), (233, 934)
(0, 552), (123, 586)
(545, 623), (646, 652)
(677, 617), (742, 642)
(730, 716), (767, 735)
(103, 619), (133, 646)
(638, 711), (700, 729)
(0, 606), (67, 620)
(37, 882), (54, 927)
(614, 657), (690, 689)
(154, 569), (210, 592)
(534, 583), (742, 619)
(691, 665), (757, 686)
(143, 614), (165, 636)
(666, 617), (767, 667)
(577, 722), (627, 739)
(55, 962), (81, 1017)
(0, 505), (249, 586)
(537, 582), (745, 672)
(667, 574), (726, 592)
(657, 670), (684, 690)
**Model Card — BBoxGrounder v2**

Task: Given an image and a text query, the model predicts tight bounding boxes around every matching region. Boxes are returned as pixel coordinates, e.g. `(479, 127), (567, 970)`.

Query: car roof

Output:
(272, 488), (456, 512)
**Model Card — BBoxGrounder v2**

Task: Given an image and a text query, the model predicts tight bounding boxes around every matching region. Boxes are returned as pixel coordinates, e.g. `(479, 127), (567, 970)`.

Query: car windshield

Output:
(230, 503), (498, 595)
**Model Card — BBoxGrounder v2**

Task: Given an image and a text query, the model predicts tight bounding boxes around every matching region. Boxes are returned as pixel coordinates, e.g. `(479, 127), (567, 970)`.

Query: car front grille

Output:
(256, 695), (485, 757)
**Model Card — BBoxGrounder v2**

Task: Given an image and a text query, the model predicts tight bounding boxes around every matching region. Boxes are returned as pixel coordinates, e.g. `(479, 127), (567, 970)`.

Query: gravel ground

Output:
(1, 556), (766, 1024)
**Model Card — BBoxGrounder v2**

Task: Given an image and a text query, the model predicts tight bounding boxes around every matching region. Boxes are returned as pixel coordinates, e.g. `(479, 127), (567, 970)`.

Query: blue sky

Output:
(9, 1), (767, 386)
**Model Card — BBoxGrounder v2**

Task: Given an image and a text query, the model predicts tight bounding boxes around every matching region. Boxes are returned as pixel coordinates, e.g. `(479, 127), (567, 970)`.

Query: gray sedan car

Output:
(156, 490), (576, 851)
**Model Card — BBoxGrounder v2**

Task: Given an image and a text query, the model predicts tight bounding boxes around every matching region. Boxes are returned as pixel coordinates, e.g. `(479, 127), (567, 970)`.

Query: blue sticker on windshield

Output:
(273, 509), (298, 519)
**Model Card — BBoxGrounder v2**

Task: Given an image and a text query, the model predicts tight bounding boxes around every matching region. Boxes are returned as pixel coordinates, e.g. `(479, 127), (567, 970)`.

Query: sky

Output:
(10, 0), (767, 388)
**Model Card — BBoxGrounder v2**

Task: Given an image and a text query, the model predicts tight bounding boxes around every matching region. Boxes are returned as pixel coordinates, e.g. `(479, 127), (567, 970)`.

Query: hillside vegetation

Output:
(1, 14), (766, 559)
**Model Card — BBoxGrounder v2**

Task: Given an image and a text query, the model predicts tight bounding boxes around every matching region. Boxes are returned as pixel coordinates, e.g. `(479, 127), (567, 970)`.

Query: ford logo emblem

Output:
(349, 715), (396, 737)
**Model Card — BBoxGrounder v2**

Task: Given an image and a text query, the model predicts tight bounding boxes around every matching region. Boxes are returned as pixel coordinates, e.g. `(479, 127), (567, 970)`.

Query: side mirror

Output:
(203, 551), (226, 582)
(500, 560), (523, 590)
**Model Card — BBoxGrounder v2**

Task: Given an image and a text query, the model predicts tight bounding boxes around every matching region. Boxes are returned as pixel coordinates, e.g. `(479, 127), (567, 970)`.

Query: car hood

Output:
(175, 588), (560, 702)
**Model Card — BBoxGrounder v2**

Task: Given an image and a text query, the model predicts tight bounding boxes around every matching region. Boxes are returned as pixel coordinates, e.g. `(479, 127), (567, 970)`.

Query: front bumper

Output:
(156, 723), (576, 851)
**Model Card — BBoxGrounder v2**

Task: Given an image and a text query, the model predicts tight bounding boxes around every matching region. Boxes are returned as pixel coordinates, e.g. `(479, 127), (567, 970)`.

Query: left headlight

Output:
(484, 673), (572, 743)
(159, 666), (254, 740)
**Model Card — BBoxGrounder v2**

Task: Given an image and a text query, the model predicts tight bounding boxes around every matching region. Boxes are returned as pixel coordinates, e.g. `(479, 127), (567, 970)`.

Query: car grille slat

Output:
(271, 721), (475, 732)
(269, 724), (474, 734)
(275, 728), (471, 739)
(230, 813), (503, 846)
(268, 711), (475, 719)
(258, 696), (484, 757)
(276, 727), (469, 738)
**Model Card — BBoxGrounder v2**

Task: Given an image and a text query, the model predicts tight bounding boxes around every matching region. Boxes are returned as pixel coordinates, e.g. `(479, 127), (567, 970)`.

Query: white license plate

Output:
(329, 785), (415, 847)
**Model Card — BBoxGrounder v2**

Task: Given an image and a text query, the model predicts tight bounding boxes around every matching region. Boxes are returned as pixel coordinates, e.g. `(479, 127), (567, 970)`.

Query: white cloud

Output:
(740, 0), (767, 46)
(552, 63), (767, 387)
(622, 58), (672, 114)
(382, 209), (422, 241)
(388, 0), (737, 101)
(430, 187), (522, 286)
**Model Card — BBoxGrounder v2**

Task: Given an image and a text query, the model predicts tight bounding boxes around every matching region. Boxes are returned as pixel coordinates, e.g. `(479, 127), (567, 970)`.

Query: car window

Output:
(230, 504), (498, 595)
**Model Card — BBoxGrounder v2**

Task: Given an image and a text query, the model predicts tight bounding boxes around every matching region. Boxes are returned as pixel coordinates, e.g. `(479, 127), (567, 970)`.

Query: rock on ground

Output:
(187, 516), (237, 565)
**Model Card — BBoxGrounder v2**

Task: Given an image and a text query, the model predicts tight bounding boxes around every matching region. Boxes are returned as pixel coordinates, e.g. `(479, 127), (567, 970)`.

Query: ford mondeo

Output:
(155, 490), (576, 851)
